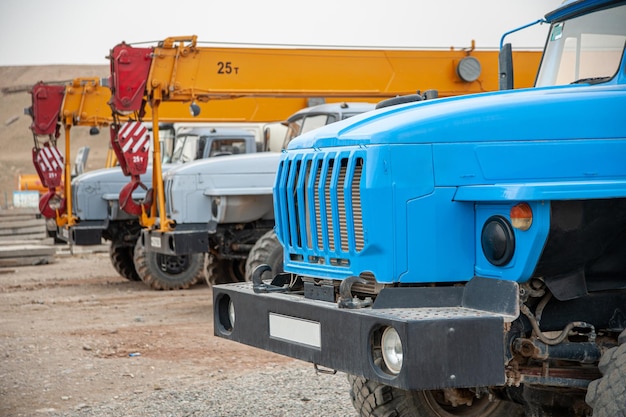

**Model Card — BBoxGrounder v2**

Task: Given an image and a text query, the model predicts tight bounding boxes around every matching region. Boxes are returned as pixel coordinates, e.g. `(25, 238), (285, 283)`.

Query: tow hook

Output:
(119, 177), (153, 216)
(252, 264), (288, 293)
(338, 276), (373, 309)
(314, 364), (337, 375)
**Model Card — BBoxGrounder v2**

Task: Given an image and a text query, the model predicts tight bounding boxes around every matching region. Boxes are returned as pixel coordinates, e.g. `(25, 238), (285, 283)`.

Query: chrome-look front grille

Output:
(277, 150), (365, 262)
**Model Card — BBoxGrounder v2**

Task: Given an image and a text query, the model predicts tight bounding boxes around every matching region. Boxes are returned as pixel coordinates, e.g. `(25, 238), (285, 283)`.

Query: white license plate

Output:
(150, 236), (161, 249)
(269, 313), (321, 349)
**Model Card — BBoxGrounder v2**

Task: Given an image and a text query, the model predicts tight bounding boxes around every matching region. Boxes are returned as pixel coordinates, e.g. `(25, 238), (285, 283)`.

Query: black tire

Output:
(133, 239), (206, 290)
(585, 330), (626, 417)
(109, 242), (141, 281)
(206, 254), (246, 285)
(244, 230), (283, 282)
(348, 375), (523, 417)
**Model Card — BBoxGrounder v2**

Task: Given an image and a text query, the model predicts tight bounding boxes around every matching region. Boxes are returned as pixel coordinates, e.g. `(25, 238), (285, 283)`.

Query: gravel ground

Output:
(0, 250), (359, 417)
(43, 368), (357, 417)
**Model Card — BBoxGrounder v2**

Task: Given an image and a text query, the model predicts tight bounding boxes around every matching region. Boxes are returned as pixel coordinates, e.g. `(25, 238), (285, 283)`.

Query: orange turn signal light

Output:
(510, 203), (532, 231)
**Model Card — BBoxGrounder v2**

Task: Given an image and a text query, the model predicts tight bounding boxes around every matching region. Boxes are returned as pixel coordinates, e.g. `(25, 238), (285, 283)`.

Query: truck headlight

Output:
(211, 197), (221, 218)
(381, 327), (403, 374)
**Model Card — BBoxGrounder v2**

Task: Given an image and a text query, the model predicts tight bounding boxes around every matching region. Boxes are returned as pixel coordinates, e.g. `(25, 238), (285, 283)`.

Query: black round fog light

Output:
(481, 216), (515, 266)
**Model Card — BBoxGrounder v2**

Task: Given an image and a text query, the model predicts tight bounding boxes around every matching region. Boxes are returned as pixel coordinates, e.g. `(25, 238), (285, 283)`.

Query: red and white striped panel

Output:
(118, 122), (150, 154)
(36, 146), (64, 173)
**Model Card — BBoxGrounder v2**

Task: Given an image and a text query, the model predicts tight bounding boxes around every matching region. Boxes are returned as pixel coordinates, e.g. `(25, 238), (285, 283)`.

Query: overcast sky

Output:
(0, 0), (564, 66)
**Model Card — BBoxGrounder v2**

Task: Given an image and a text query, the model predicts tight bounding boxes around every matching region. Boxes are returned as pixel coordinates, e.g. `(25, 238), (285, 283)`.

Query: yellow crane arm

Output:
(118, 36), (540, 108)
(108, 35), (543, 232)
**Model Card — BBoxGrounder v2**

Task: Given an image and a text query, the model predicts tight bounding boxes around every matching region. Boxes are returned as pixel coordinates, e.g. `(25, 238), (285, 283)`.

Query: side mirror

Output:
(499, 43), (514, 90)
(72, 146), (90, 177)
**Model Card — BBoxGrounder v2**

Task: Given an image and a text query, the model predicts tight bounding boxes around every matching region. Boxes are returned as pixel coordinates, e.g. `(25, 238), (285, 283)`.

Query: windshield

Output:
(207, 138), (248, 156)
(170, 134), (206, 163)
(536, 4), (626, 87)
(160, 126), (176, 163)
(282, 111), (363, 148)
(283, 113), (339, 146)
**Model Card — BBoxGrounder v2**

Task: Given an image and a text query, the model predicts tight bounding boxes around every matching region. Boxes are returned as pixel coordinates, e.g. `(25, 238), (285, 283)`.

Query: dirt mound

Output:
(0, 65), (109, 208)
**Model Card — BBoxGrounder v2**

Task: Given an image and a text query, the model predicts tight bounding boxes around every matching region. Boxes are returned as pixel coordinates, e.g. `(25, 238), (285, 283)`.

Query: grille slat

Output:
(313, 160), (323, 249)
(278, 151), (365, 261)
(324, 160), (334, 251)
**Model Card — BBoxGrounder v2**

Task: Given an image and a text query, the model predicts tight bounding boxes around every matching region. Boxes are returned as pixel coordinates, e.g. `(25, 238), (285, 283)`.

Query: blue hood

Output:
(288, 84), (626, 149)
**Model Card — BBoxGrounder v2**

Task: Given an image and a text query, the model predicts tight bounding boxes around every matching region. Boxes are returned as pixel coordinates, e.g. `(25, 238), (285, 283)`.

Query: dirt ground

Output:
(0, 247), (300, 416)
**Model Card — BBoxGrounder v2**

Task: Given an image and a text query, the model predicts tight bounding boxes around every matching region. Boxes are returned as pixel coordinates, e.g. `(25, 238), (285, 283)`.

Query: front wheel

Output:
(206, 254), (246, 285)
(348, 375), (523, 417)
(585, 330), (626, 417)
(109, 242), (141, 281)
(244, 230), (283, 282)
(133, 239), (206, 290)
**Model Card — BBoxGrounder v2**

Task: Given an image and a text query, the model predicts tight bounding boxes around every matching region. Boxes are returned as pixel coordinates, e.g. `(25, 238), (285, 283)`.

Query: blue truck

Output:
(212, 1), (626, 416)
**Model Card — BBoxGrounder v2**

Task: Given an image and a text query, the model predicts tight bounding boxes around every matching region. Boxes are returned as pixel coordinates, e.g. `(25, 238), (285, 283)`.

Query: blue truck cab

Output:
(213, 1), (626, 415)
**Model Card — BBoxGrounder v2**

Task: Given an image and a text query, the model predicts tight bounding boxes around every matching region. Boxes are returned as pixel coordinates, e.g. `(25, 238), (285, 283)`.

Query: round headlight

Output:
(381, 327), (403, 374)
(211, 197), (221, 218)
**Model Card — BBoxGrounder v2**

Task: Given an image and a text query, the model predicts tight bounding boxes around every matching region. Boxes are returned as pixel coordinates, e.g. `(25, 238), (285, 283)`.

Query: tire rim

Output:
(156, 254), (191, 275)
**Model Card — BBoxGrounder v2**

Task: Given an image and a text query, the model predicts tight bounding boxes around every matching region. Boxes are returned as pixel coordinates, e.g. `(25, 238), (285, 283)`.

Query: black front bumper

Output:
(57, 221), (105, 245)
(213, 277), (518, 391)
(141, 224), (209, 255)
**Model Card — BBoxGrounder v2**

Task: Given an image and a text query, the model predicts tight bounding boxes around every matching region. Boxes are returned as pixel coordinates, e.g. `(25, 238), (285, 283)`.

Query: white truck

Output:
(142, 102), (377, 284)
(68, 124), (268, 289)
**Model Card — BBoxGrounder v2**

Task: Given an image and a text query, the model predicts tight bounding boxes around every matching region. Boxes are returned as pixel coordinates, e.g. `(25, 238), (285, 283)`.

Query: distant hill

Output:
(0, 65), (109, 208)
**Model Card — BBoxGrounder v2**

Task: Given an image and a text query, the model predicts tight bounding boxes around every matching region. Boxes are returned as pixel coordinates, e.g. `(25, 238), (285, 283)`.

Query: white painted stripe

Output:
(50, 148), (63, 169)
(131, 135), (149, 153)
(131, 122), (146, 138)
(269, 313), (321, 349)
(122, 139), (133, 153)
(119, 122), (147, 154)
(40, 149), (53, 171)
(118, 121), (134, 137)
(126, 122), (142, 139)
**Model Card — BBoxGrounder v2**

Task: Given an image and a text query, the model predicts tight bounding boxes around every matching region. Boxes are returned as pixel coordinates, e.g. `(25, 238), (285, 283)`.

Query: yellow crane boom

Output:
(108, 35), (542, 231)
